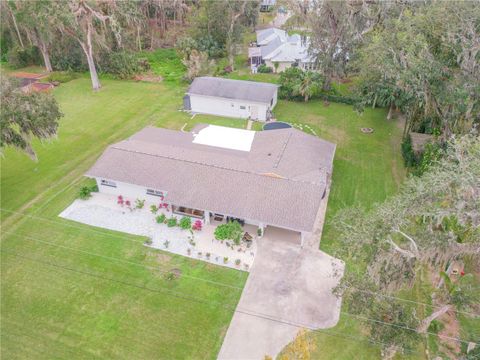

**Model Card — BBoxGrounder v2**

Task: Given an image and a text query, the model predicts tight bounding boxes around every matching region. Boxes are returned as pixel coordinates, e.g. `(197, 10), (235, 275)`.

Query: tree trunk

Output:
(78, 25), (101, 91)
(38, 40), (52, 72)
(387, 103), (394, 120)
(417, 305), (451, 333)
(8, 6), (24, 48)
(226, 1), (247, 70)
(305, 94), (309, 102)
(322, 76), (332, 91)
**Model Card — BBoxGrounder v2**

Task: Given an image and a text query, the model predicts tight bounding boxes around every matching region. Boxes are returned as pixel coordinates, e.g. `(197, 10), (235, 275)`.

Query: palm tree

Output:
(294, 71), (323, 102)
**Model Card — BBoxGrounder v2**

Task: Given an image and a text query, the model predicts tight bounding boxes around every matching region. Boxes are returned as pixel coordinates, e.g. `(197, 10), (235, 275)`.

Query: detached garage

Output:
(185, 77), (278, 122)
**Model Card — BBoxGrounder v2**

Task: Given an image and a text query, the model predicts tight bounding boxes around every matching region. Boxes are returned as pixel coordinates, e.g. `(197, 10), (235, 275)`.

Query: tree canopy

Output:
(334, 132), (480, 357)
(0, 78), (62, 160)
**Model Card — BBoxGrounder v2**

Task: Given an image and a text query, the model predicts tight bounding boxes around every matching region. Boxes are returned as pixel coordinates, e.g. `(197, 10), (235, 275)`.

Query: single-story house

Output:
(86, 124), (336, 246)
(184, 77), (278, 122)
(249, 28), (317, 73)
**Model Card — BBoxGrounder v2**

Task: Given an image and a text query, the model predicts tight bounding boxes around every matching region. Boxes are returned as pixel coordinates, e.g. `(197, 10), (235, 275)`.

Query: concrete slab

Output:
(218, 232), (344, 359)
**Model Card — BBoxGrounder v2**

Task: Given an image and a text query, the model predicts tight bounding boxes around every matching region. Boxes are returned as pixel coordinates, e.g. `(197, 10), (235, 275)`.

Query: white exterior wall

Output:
(95, 178), (170, 204)
(189, 94), (270, 121)
(265, 60), (292, 73)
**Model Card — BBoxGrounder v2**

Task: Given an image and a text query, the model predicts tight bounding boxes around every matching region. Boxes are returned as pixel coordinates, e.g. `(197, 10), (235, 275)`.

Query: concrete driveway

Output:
(218, 229), (344, 359)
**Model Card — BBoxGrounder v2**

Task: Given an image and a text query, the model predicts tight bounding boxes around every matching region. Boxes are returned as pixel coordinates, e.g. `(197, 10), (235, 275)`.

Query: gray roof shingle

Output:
(86, 126), (336, 232)
(187, 77), (278, 104)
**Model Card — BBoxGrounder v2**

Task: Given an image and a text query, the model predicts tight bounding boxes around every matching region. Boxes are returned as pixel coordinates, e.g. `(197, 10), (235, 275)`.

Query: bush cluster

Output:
(44, 71), (79, 84)
(97, 51), (149, 79)
(257, 64), (273, 73)
(7, 46), (41, 69)
(214, 221), (243, 245)
(78, 184), (99, 200)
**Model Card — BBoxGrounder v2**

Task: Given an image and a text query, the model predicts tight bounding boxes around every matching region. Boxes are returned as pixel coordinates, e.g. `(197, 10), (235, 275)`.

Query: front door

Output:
(250, 105), (258, 120)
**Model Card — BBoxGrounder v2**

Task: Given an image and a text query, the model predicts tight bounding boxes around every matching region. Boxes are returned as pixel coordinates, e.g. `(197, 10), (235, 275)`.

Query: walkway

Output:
(218, 230), (344, 359)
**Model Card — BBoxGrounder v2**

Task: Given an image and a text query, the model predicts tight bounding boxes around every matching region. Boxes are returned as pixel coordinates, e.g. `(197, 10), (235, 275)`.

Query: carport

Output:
(263, 225), (302, 246)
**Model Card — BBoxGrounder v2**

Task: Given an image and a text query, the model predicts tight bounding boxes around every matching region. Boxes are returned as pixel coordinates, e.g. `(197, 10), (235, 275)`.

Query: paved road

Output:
(218, 230), (344, 359)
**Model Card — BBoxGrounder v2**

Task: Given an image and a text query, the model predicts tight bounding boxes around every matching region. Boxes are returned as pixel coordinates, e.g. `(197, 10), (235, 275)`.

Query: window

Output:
(147, 189), (166, 197)
(100, 179), (116, 187)
(240, 105), (246, 110)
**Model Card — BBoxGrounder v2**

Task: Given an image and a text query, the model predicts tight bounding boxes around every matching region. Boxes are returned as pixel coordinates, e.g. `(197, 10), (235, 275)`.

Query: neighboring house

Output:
(260, 0), (276, 12)
(184, 77), (278, 122)
(249, 28), (316, 73)
(86, 124), (336, 246)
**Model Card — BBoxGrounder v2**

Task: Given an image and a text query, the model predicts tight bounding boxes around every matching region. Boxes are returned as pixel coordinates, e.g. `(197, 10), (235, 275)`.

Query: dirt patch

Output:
(134, 73), (163, 83)
(438, 310), (461, 357)
(146, 251), (172, 264)
(305, 114), (326, 123)
(11, 72), (45, 79)
(324, 127), (349, 144)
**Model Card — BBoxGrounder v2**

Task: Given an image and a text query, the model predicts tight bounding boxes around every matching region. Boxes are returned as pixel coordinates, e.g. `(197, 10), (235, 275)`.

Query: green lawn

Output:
(1, 67), (408, 358)
(0, 77), (249, 359)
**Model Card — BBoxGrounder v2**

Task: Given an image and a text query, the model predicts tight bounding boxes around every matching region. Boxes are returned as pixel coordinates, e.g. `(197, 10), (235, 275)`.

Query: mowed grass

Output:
(274, 100), (406, 253)
(1, 77), (248, 359)
(2, 69), (406, 359)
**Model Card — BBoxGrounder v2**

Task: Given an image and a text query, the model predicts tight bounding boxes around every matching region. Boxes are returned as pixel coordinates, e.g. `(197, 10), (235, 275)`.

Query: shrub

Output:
(192, 219), (203, 231)
(257, 64), (273, 73)
(44, 71), (79, 84)
(401, 134), (419, 167)
(78, 186), (92, 200)
(150, 205), (158, 214)
(135, 199), (145, 209)
(278, 67), (304, 100)
(165, 272), (175, 281)
(214, 221), (243, 245)
(156, 214), (166, 224)
(167, 217), (177, 227)
(98, 51), (148, 79)
(144, 238), (153, 246)
(78, 184), (98, 200)
(7, 46), (41, 69)
(179, 216), (192, 230)
(51, 37), (87, 72)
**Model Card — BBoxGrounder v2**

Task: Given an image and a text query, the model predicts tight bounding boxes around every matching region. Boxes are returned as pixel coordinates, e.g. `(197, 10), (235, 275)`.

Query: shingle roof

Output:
(256, 27), (286, 45)
(187, 77), (278, 104)
(86, 125), (335, 232)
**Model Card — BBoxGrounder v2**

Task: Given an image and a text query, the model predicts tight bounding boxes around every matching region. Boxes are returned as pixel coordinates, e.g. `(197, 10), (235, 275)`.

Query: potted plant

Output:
(235, 259), (241, 267)
(150, 205), (158, 214)
(257, 227), (263, 238)
(223, 257), (229, 264)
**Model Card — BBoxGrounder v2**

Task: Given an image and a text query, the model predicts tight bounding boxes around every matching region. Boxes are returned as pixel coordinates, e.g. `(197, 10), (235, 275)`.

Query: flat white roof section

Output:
(192, 125), (255, 152)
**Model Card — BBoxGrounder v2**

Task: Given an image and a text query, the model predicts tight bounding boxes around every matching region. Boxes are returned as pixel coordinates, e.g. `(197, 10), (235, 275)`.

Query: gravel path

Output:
(60, 194), (256, 271)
